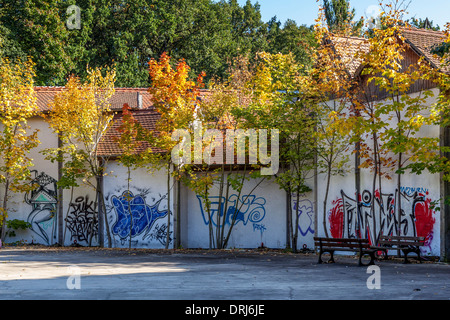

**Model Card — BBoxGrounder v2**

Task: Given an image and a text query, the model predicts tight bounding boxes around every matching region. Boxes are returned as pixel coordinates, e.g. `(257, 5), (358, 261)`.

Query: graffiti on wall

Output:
(25, 171), (58, 244)
(65, 195), (98, 244)
(147, 223), (172, 245)
(110, 191), (169, 245)
(293, 199), (315, 237)
(197, 194), (266, 233)
(328, 187), (436, 250)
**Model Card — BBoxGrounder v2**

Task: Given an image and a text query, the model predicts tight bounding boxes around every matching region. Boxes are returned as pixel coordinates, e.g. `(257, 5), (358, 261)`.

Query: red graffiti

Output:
(414, 193), (435, 246)
(328, 189), (436, 249)
(328, 198), (344, 238)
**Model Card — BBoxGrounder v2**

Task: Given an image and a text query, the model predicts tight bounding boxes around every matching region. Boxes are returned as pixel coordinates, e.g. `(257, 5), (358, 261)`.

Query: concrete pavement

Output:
(0, 247), (449, 300)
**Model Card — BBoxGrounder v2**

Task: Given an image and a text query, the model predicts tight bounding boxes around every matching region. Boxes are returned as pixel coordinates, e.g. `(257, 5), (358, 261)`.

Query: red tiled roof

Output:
(34, 87), (155, 112)
(97, 109), (164, 157)
(401, 27), (448, 72)
(329, 27), (448, 77)
(34, 87), (162, 157)
(329, 36), (371, 77)
(33, 87), (213, 157)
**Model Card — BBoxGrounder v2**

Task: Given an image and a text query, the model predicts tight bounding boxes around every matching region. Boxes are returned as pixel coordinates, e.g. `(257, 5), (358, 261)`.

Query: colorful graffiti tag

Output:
(25, 171), (58, 244)
(110, 191), (169, 244)
(197, 194), (266, 230)
(327, 188), (436, 250)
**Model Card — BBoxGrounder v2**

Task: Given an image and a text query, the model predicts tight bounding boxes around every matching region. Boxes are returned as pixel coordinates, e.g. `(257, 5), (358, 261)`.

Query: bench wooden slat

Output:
(314, 242), (371, 249)
(378, 242), (424, 246)
(319, 247), (363, 252)
(379, 235), (425, 241)
(315, 237), (370, 243)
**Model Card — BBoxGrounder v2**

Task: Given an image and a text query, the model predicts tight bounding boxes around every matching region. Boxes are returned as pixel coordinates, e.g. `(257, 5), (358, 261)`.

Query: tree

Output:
(408, 17), (440, 31)
(309, 19), (354, 237)
(323, 0), (363, 35)
(44, 67), (116, 247)
(406, 23), (450, 197)
(0, 58), (40, 242)
(147, 52), (206, 248)
(265, 17), (316, 71)
(1, 0), (77, 85)
(233, 52), (315, 252)
(355, 8), (438, 242)
(0, 0), (318, 87)
(0, 22), (27, 62)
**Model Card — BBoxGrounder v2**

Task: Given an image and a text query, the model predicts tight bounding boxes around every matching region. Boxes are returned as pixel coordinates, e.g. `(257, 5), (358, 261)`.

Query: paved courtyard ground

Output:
(0, 247), (449, 302)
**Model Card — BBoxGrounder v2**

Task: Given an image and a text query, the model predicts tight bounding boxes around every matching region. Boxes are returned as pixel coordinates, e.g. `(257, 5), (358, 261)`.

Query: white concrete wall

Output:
(179, 172), (316, 249)
(1, 88), (443, 257)
(180, 174), (284, 248)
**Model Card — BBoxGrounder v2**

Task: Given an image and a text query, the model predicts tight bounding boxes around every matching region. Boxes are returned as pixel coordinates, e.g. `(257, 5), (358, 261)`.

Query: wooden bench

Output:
(314, 237), (376, 266)
(371, 235), (425, 264)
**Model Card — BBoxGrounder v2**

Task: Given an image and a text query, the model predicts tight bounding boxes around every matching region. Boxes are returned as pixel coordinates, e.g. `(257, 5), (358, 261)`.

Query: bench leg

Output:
(402, 249), (411, 264)
(401, 247), (422, 264)
(318, 250), (323, 264)
(359, 251), (376, 267)
(415, 248), (422, 263)
(329, 250), (335, 263)
(318, 250), (335, 264)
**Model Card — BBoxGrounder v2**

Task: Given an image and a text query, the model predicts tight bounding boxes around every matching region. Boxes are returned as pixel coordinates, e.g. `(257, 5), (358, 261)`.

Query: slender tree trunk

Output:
(128, 166), (132, 249)
(89, 186), (97, 247)
(371, 131), (378, 243)
(216, 164), (225, 249)
(204, 183), (213, 249)
(286, 184), (292, 250)
(293, 192), (300, 253)
(377, 150), (383, 244)
(397, 153), (403, 236)
(355, 140), (361, 239)
(219, 170), (231, 249)
(165, 161), (171, 249)
(0, 178), (10, 243)
(64, 186), (74, 245)
(323, 163), (332, 238)
(97, 174), (111, 248)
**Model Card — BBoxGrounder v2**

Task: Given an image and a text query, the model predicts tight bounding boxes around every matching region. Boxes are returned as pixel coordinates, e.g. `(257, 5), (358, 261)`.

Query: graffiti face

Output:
(293, 199), (315, 237)
(111, 191), (168, 242)
(197, 194), (266, 229)
(327, 188), (436, 251)
(26, 171), (58, 244)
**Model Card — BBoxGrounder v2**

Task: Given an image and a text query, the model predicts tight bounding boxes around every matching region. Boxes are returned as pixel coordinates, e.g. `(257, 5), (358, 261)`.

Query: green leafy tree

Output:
(233, 52), (315, 252)
(323, 0), (363, 35)
(265, 17), (316, 71)
(1, 0), (76, 85)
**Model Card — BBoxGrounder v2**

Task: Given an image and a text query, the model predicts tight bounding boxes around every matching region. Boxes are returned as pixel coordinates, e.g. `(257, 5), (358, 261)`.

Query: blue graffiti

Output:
(293, 199), (315, 236)
(197, 194), (266, 227)
(111, 191), (168, 240)
(253, 223), (267, 236)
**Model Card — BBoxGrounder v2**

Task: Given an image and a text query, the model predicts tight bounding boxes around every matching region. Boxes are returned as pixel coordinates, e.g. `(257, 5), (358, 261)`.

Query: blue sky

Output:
(237, 0), (450, 28)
